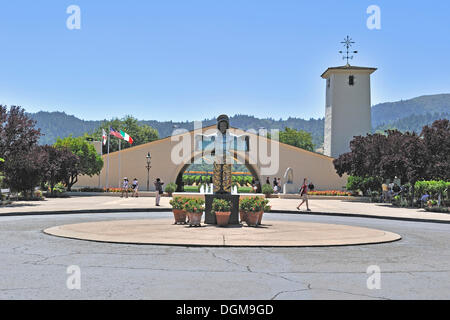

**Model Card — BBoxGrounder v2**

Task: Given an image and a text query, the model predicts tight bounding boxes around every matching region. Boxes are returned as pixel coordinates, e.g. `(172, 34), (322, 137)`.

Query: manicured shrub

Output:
(262, 184), (273, 195)
(183, 198), (205, 213)
(169, 196), (186, 210)
(165, 183), (177, 194)
(211, 198), (231, 213)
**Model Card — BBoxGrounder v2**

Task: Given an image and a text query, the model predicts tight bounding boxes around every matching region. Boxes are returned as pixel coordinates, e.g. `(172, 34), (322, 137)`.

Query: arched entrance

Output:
(175, 156), (260, 192)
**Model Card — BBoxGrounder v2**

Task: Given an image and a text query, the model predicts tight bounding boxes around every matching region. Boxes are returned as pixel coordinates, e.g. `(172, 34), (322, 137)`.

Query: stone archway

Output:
(174, 156), (260, 192)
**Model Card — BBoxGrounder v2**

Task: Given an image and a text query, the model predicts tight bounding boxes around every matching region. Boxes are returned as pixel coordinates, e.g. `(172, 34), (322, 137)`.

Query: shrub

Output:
(165, 182), (177, 194)
(262, 184), (273, 195)
(183, 186), (200, 193)
(211, 198), (232, 213)
(183, 198), (205, 213)
(240, 197), (269, 212)
(169, 196), (185, 210)
(346, 176), (382, 195)
(238, 187), (253, 193)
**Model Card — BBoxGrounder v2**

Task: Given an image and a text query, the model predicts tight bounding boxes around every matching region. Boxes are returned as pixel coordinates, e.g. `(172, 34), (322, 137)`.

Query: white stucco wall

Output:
(322, 67), (375, 158)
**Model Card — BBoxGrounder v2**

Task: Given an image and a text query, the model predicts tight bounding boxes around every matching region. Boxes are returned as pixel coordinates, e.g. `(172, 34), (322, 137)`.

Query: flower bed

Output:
(308, 191), (352, 196)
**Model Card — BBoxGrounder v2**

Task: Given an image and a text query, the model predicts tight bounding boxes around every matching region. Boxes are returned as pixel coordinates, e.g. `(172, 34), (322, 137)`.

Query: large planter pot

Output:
(215, 211), (231, 227)
(239, 211), (248, 224)
(246, 211), (261, 227)
(258, 211), (264, 225)
(187, 211), (203, 227)
(172, 209), (187, 225)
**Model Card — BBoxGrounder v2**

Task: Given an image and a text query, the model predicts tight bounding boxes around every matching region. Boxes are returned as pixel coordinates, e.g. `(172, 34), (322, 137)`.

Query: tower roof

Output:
(321, 65), (377, 79)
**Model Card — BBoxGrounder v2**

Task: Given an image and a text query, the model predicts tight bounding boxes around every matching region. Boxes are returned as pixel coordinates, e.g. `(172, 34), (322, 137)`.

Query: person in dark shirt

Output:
(154, 178), (164, 206)
(297, 178), (311, 212)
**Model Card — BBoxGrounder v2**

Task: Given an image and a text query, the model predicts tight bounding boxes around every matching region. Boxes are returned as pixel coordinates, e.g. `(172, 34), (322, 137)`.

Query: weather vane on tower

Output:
(339, 36), (358, 65)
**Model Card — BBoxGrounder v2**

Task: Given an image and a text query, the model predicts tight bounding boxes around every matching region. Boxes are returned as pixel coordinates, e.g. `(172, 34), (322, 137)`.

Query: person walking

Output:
(297, 178), (311, 212)
(277, 178), (282, 193)
(132, 178), (139, 198)
(154, 178), (164, 206)
(121, 177), (129, 198)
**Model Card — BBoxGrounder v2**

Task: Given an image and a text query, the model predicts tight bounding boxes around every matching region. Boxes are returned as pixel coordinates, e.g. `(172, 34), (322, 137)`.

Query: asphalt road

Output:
(0, 211), (449, 300)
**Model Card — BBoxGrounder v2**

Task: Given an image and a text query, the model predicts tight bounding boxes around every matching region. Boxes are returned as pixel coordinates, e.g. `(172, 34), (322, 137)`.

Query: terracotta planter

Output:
(172, 209), (187, 224)
(187, 211), (203, 227)
(258, 211), (264, 225)
(239, 210), (248, 224)
(246, 211), (261, 227)
(215, 211), (231, 227)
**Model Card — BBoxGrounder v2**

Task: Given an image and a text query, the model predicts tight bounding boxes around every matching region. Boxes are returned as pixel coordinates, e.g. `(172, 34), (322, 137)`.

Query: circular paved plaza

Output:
(44, 219), (401, 247)
(1, 211), (449, 299)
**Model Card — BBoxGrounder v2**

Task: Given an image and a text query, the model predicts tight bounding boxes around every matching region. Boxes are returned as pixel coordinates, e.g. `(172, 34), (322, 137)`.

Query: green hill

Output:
(25, 93), (450, 148)
(371, 94), (450, 127)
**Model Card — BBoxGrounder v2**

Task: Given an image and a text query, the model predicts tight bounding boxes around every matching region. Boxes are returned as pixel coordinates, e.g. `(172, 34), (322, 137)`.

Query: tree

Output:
(90, 115), (159, 153)
(41, 146), (80, 196)
(0, 106), (42, 196)
(421, 119), (450, 181)
(54, 136), (103, 191)
(3, 146), (46, 197)
(278, 127), (315, 151)
(334, 129), (428, 205)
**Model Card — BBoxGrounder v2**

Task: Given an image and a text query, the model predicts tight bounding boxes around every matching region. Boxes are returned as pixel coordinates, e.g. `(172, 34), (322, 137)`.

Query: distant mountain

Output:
(28, 111), (101, 145)
(374, 112), (450, 133)
(25, 93), (450, 148)
(371, 94), (450, 127)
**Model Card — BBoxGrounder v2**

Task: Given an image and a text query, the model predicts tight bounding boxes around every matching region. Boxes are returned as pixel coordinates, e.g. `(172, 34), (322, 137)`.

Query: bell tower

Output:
(321, 37), (377, 158)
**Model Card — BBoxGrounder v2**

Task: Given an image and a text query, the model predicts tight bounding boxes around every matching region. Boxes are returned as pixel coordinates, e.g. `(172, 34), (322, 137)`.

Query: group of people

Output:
(266, 177), (283, 194)
(120, 177), (165, 206)
(119, 175), (314, 211)
(120, 177), (140, 198)
(381, 181), (402, 203)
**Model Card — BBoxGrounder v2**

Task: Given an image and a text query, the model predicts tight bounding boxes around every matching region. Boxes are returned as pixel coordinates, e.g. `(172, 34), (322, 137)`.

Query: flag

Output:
(110, 127), (124, 140)
(120, 130), (134, 144)
(102, 129), (107, 146)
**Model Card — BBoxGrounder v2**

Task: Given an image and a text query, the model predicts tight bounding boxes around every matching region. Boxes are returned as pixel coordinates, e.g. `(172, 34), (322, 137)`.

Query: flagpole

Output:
(118, 139), (121, 188)
(106, 129), (110, 190)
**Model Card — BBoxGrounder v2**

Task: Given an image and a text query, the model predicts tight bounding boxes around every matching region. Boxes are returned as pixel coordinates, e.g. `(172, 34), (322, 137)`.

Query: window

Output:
(327, 78), (330, 88)
(349, 75), (355, 86)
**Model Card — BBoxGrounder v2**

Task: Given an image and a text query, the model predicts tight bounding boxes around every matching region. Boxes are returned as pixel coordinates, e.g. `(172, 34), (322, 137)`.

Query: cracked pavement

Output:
(0, 211), (449, 299)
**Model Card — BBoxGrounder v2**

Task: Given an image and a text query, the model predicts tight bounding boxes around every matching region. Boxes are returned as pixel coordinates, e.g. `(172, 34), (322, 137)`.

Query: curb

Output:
(0, 208), (169, 217)
(0, 207), (449, 224)
(273, 209), (450, 225)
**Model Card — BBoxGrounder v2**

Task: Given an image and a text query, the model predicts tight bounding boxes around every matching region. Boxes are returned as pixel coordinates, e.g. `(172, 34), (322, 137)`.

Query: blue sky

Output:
(0, 0), (449, 121)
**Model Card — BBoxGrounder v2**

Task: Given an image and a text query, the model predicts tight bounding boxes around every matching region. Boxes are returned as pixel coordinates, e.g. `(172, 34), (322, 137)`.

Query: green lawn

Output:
(183, 186), (200, 192)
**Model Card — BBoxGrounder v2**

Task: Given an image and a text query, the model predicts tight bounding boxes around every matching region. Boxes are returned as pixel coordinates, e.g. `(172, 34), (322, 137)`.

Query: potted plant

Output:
(262, 184), (274, 199)
(183, 198), (205, 227)
(169, 196), (187, 224)
(212, 198), (232, 227)
(239, 197), (250, 224)
(243, 197), (270, 227)
(165, 182), (177, 197)
(259, 200), (271, 225)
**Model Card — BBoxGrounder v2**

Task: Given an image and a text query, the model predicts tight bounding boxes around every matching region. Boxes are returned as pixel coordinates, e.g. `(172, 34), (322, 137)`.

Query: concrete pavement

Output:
(1, 195), (449, 223)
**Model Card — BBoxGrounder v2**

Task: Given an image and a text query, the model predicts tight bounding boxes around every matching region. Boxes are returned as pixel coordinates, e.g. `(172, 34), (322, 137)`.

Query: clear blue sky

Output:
(0, 0), (449, 121)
